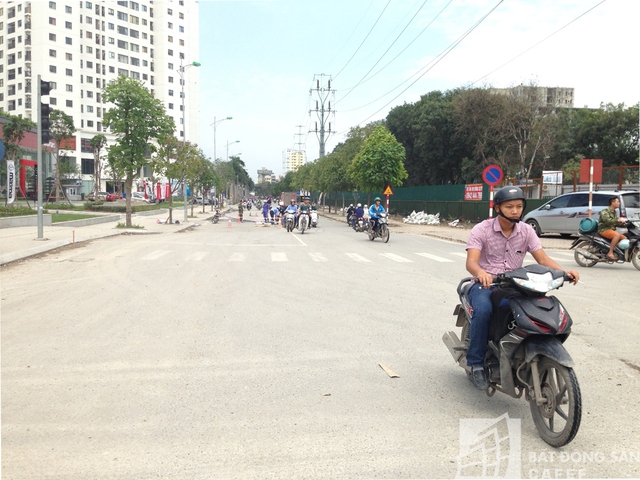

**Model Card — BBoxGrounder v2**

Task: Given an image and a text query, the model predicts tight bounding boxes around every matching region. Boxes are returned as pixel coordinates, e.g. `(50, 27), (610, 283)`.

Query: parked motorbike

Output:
(310, 211), (318, 228)
(285, 212), (295, 233)
(367, 213), (390, 243)
(211, 209), (221, 224)
(298, 213), (309, 234)
(571, 220), (640, 271)
(443, 264), (581, 447)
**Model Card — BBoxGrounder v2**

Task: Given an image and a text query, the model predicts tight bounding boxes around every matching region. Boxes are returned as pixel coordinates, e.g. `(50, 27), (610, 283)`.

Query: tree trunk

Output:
(125, 173), (134, 227)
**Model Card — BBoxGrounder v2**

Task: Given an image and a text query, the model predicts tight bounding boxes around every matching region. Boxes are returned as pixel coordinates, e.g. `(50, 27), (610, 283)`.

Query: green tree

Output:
(89, 134), (108, 200)
(192, 152), (221, 213)
(102, 76), (175, 226)
(347, 125), (407, 193)
(0, 111), (36, 203)
(49, 109), (76, 203)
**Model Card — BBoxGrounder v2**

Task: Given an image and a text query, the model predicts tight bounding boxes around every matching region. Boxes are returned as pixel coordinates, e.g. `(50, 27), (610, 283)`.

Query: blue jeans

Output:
(466, 283), (495, 366)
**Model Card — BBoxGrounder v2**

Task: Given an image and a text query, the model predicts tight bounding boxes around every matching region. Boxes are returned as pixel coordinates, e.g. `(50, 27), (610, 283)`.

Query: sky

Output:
(196, 0), (639, 182)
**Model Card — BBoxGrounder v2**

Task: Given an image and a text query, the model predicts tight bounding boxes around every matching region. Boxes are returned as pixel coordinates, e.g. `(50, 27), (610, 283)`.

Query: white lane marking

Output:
(415, 252), (454, 263)
(380, 253), (413, 263)
(229, 253), (246, 262)
(309, 253), (328, 262)
(140, 250), (171, 261)
(271, 252), (288, 262)
(103, 249), (131, 259)
(451, 252), (468, 258)
(186, 252), (209, 261)
(291, 234), (307, 246)
(345, 253), (372, 263)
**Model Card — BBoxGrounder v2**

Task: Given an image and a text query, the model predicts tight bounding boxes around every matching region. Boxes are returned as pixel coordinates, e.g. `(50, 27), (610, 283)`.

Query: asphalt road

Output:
(2, 217), (639, 479)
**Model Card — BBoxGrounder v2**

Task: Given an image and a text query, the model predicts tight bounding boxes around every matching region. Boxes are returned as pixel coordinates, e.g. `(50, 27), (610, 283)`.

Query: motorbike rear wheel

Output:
(211, 217), (219, 224)
(529, 357), (582, 447)
(631, 246), (640, 271)
(573, 240), (598, 267)
(381, 225), (390, 243)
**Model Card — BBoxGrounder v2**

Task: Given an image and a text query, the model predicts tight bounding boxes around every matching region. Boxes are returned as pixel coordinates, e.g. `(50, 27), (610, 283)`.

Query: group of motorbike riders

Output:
(345, 198), (387, 235)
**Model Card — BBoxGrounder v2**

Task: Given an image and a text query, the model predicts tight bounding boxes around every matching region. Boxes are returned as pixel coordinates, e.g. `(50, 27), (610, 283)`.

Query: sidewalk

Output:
(0, 206), (223, 266)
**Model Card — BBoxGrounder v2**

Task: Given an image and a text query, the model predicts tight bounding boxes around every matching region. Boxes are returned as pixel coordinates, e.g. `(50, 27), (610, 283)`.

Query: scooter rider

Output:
(298, 197), (311, 228)
(353, 203), (364, 229)
(464, 186), (579, 390)
(346, 204), (355, 226)
(369, 197), (386, 234)
(278, 201), (287, 226)
(598, 196), (628, 261)
(285, 199), (297, 227)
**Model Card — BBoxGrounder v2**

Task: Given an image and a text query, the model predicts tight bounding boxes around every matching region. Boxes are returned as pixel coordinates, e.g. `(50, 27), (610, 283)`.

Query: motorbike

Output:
(367, 213), (390, 243)
(211, 209), (221, 224)
(298, 212), (309, 234)
(353, 217), (368, 233)
(443, 264), (581, 447)
(310, 211), (318, 228)
(571, 219), (640, 271)
(285, 212), (295, 233)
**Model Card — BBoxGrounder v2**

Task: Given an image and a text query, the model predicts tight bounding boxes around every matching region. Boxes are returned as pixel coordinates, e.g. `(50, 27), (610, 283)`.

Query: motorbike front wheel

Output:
(631, 246), (640, 271)
(380, 225), (390, 243)
(573, 240), (598, 267)
(211, 217), (219, 224)
(529, 357), (582, 447)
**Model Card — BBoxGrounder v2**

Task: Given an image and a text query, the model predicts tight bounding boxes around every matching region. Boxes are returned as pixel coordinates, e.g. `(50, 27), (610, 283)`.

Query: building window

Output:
(87, 105), (94, 113)
(86, 61), (93, 68)
(66, 37), (72, 44)
(87, 90), (93, 98)
(108, 22), (114, 29)
(49, 49), (57, 57)
(179, 39), (184, 46)
(66, 53), (72, 60)
(66, 5), (72, 13)
(130, 15), (139, 24)
(109, 66), (115, 73)
(50, 97), (57, 105)
(86, 16), (93, 24)
(168, 35), (173, 43)
(168, 89), (173, 96)
(117, 11), (128, 21)
(65, 21), (72, 29)
(168, 63), (173, 70)
(130, 2), (139, 11)
(179, 26), (184, 33)
(49, 33), (57, 41)
(108, 8), (114, 15)
(179, 13), (184, 19)
(81, 158), (95, 175)
(66, 99), (73, 107)
(86, 31), (93, 38)
(66, 84), (73, 92)
(117, 26), (128, 35)
(129, 29), (139, 38)
(50, 65), (57, 73)
(168, 49), (173, 56)
(86, 2), (92, 8)
(168, 103), (173, 109)
(49, 17), (56, 25)
(66, 68), (72, 76)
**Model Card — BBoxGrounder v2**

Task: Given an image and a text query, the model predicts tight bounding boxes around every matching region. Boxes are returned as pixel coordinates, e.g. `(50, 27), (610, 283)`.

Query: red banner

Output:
(464, 183), (483, 201)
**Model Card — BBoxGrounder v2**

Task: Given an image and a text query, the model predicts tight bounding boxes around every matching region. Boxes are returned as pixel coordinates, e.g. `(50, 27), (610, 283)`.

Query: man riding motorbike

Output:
(598, 196), (628, 261)
(353, 203), (365, 230)
(298, 197), (311, 229)
(464, 186), (579, 390)
(368, 198), (386, 235)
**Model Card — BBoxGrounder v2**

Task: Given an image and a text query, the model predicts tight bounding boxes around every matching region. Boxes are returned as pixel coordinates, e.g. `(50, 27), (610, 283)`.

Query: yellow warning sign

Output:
(383, 185), (393, 195)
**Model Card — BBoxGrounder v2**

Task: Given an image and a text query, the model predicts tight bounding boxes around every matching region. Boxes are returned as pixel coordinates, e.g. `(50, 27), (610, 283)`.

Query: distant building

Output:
(490, 86), (574, 108)
(282, 149), (306, 173)
(257, 167), (274, 184)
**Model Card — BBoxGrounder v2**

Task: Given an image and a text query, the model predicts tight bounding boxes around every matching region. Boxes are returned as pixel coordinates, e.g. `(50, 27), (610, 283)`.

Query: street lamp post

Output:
(210, 116), (233, 162)
(178, 58), (201, 222)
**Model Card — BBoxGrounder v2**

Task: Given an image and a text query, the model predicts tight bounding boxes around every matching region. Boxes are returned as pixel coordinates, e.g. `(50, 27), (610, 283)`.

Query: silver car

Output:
(523, 190), (639, 237)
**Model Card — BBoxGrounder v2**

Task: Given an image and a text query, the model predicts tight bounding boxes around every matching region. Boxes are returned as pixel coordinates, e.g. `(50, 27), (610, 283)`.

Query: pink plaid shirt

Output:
(466, 218), (542, 276)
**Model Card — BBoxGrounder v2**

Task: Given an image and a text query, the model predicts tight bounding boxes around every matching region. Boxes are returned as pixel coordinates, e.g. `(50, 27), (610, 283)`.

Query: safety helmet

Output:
(290, 199), (295, 203)
(357, 203), (362, 207)
(619, 239), (630, 250)
(364, 204), (368, 208)
(493, 186), (526, 223)
(350, 204), (354, 207)
(374, 197), (381, 202)
(493, 187), (526, 205)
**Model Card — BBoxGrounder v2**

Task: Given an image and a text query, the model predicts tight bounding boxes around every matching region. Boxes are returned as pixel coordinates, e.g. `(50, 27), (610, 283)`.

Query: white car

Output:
(131, 192), (146, 201)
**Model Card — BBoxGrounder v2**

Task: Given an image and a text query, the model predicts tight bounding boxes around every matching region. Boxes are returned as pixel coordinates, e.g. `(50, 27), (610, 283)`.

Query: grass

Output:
(116, 222), (145, 229)
(52, 213), (101, 223)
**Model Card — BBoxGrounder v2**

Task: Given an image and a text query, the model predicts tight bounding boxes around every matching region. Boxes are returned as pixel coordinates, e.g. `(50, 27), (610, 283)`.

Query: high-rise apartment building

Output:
(0, 0), (200, 193)
(282, 149), (305, 174)
(490, 85), (574, 108)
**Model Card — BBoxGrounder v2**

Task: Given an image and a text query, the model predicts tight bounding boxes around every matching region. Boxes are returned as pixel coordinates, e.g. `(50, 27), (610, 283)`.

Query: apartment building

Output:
(490, 85), (574, 108)
(282, 149), (305, 174)
(0, 0), (200, 194)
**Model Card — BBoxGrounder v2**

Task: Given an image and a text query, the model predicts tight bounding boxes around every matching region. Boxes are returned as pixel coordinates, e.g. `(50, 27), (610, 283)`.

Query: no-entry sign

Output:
(482, 165), (503, 186)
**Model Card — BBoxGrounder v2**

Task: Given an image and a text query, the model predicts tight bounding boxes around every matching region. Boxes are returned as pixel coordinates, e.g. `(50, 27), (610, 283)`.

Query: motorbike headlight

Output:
(513, 272), (564, 293)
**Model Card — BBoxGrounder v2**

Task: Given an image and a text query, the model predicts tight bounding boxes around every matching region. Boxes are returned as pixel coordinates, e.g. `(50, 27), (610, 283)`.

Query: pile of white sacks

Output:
(402, 211), (441, 225)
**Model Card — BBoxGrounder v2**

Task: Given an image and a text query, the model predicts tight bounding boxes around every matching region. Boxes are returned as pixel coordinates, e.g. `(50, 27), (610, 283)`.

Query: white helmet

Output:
(357, 203), (362, 207)
(279, 201), (284, 206)
(364, 204), (368, 208)
(350, 204), (353, 207)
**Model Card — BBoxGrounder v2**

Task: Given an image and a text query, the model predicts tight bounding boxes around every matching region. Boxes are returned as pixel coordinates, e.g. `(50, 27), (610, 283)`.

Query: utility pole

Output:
(309, 74), (336, 158)
(294, 125), (305, 151)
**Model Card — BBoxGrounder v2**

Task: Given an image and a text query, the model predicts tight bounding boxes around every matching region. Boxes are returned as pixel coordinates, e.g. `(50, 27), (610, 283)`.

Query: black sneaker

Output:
(471, 365), (488, 390)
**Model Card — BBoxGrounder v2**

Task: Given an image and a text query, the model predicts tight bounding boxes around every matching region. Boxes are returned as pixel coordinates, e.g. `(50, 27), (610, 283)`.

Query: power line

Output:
(471, 0), (607, 85)
(339, 0), (454, 99)
(336, 0), (431, 105)
(333, 0), (392, 81)
(338, 0), (504, 134)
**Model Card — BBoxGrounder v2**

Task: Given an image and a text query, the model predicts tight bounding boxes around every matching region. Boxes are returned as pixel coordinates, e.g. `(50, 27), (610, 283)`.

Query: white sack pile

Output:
(403, 211), (441, 225)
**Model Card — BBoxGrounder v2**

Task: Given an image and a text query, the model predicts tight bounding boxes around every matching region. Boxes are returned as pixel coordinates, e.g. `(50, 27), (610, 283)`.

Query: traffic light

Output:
(40, 102), (52, 144)
(39, 80), (53, 144)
